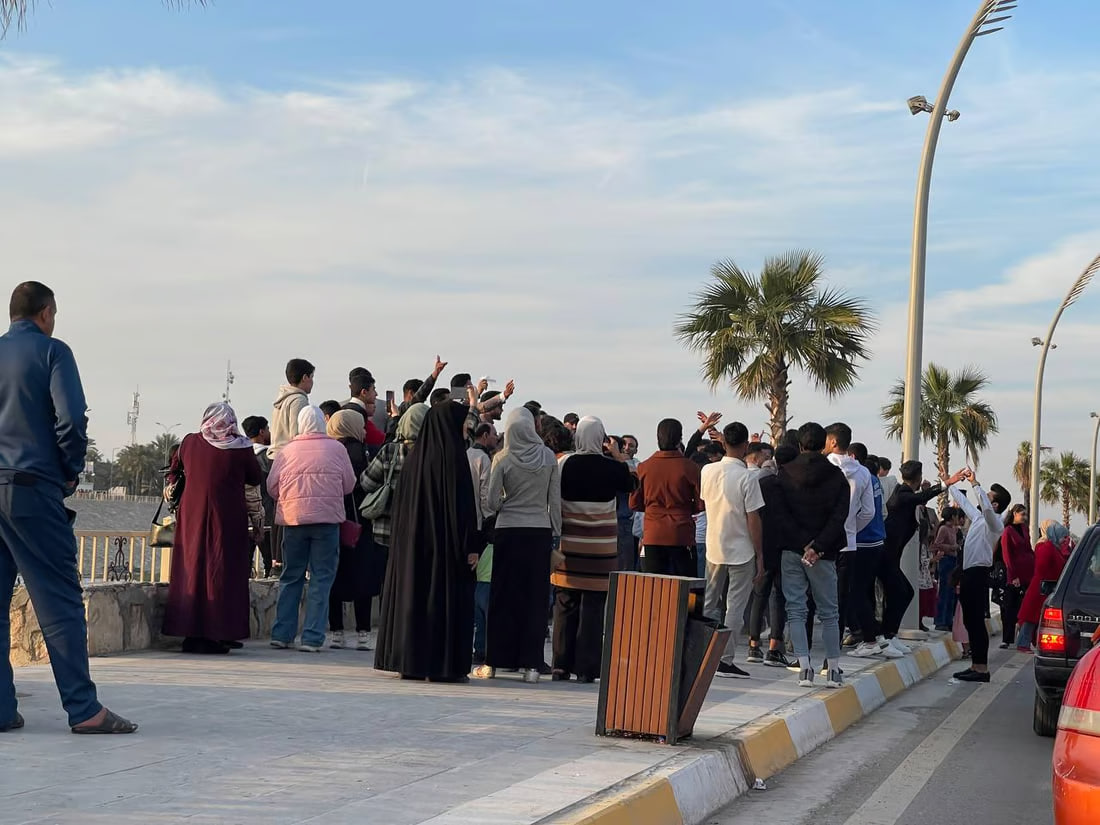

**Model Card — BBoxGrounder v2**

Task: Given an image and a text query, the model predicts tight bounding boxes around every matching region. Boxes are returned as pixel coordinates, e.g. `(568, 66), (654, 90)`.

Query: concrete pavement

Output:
(2, 632), (966, 825)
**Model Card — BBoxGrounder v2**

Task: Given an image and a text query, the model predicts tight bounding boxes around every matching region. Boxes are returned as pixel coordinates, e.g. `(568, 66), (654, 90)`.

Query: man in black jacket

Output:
(878, 461), (964, 656)
(778, 422), (850, 689)
(746, 444), (798, 668)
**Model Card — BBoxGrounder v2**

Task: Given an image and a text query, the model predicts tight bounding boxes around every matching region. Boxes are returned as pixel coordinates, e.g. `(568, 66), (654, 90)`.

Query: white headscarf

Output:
(297, 405), (327, 436)
(574, 416), (606, 456)
(499, 407), (554, 470)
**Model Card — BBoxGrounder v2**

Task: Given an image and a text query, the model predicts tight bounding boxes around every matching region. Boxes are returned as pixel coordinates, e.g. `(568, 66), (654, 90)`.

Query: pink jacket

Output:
(267, 433), (356, 526)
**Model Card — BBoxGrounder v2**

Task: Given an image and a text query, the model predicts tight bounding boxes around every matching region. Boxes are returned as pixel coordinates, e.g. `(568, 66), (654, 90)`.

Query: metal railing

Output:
(75, 531), (171, 584)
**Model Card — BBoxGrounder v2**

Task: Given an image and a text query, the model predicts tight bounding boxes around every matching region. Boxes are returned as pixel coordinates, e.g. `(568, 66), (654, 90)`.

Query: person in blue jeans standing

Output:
(776, 422), (851, 689)
(0, 282), (137, 735)
(932, 508), (963, 631)
(267, 406), (356, 652)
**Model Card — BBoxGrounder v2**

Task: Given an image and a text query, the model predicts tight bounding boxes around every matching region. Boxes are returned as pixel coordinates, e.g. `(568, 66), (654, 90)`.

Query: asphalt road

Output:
(709, 648), (1055, 825)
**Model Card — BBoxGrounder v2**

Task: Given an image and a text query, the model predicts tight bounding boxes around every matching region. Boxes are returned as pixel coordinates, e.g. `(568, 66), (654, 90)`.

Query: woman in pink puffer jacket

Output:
(267, 406), (356, 652)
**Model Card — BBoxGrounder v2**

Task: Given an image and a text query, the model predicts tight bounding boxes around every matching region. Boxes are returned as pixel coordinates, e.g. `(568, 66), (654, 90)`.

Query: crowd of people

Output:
(0, 280), (1079, 738)
(157, 354), (1060, 691)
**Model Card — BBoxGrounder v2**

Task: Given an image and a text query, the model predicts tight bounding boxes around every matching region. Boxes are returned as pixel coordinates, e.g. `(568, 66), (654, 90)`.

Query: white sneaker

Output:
(826, 668), (843, 689)
(270, 639), (292, 649)
(888, 638), (912, 656)
(329, 631), (345, 649)
(522, 668), (540, 684)
(356, 631), (373, 651)
(299, 643), (322, 653)
(849, 642), (884, 664)
(797, 668), (815, 688)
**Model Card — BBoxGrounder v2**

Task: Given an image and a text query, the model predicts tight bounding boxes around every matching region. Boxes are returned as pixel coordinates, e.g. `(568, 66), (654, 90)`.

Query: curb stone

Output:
(544, 621), (1001, 825)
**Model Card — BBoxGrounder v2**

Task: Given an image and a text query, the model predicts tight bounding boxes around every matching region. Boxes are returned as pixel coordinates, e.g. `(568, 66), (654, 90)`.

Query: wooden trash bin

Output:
(596, 571), (730, 744)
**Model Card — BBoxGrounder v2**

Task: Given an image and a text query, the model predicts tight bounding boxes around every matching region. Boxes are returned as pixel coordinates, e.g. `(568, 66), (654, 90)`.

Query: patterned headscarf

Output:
(200, 402), (252, 450)
(327, 409), (365, 442)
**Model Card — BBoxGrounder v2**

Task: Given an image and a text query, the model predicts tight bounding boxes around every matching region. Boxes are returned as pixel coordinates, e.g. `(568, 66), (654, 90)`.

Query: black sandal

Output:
(71, 709), (138, 735)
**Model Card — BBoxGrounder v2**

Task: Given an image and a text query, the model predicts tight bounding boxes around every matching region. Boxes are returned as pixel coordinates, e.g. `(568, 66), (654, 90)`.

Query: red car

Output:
(1053, 630), (1100, 824)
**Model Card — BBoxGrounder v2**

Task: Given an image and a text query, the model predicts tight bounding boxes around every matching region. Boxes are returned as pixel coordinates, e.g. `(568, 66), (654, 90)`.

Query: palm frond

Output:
(2, 0), (205, 35)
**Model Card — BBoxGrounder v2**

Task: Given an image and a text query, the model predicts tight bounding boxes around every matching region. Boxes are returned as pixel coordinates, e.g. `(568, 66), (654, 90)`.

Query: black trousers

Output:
(748, 567), (786, 644)
(255, 527), (273, 577)
(959, 566), (991, 666)
(486, 527), (552, 669)
(641, 545), (696, 577)
(1000, 583), (1023, 644)
(846, 546), (880, 642)
(552, 588), (607, 679)
(837, 552), (851, 636)
(877, 549), (914, 638)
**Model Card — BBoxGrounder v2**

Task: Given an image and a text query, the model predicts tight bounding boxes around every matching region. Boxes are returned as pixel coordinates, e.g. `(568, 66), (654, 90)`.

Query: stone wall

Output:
(9, 579), (283, 667)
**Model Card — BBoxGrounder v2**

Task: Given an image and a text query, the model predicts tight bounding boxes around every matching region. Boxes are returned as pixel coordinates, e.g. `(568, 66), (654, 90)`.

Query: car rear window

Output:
(1080, 544), (1100, 594)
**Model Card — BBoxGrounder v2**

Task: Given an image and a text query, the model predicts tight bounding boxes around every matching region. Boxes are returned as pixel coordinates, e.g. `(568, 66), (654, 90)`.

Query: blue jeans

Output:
(0, 481), (102, 727)
(781, 552), (841, 664)
(1016, 621), (1035, 649)
(473, 581), (491, 660)
(935, 555), (958, 628)
(272, 523), (340, 647)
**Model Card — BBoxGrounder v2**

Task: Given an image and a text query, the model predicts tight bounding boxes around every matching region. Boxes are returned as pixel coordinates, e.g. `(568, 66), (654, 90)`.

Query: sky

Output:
(4, 0), (1100, 529)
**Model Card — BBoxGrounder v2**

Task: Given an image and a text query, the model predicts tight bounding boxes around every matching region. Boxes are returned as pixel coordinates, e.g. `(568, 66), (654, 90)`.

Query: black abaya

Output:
(375, 402), (477, 679)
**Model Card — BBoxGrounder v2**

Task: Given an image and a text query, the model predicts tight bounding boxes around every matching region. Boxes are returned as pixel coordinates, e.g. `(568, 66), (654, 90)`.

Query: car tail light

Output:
(1059, 647), (1100, 737)
(1038, 607), (1066, 656)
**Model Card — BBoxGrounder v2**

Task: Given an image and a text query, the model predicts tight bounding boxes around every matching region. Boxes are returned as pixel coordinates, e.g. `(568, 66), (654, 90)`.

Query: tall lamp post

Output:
(1090, 412), (1100, 526)
(900, 0), (1015, 633)
(1029, 254), (1100, 543)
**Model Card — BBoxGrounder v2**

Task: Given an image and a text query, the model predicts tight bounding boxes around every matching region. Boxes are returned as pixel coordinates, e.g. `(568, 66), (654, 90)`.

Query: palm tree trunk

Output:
(1062, 485), (1071, 529)
(767, 360), (790, 445)
(936, 436), (951, 511)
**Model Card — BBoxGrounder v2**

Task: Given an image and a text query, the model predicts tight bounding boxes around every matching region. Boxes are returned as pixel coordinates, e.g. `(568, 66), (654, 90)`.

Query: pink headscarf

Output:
(200, 402), (252, 450)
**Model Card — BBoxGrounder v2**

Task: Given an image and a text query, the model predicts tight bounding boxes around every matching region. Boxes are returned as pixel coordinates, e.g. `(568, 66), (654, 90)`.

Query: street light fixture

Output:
(1029, 253), (1100, 542)
(899, 0), (1016, 635)
(1090, 413), (1100, 525)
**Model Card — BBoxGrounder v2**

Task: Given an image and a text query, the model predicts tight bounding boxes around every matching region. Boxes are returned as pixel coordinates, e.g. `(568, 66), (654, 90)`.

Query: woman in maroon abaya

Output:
(163, 402), (262, 654)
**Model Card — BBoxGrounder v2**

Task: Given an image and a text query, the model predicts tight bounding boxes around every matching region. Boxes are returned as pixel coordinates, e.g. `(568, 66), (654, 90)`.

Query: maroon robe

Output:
(162, 434), (262, 640)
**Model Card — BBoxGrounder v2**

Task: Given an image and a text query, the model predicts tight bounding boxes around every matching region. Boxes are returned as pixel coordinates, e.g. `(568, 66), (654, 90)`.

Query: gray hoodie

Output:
(268, 385), (309, 458)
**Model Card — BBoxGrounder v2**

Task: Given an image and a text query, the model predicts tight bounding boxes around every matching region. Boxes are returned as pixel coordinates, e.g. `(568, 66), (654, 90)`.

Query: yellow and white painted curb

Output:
(550, 631), (990, 825)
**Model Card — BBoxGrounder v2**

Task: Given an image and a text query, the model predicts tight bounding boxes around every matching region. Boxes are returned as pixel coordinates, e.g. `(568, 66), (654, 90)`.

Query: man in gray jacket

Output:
(0, 282), (136, 735)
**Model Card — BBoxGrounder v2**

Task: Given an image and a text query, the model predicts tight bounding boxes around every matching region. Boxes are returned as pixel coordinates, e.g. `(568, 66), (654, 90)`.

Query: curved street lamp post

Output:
(1090, 413), (1100, 526)
(900, 0), (1016, 634)
(1028, 254), (1100, 542)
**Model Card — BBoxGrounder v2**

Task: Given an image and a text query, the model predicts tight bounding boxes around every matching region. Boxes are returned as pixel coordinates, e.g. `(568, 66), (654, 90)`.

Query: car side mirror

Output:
(1040, 580), (1057, 596)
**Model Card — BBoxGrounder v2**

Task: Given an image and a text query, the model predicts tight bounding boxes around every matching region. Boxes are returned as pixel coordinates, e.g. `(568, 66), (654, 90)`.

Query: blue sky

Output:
(5, 0), (1100, 526)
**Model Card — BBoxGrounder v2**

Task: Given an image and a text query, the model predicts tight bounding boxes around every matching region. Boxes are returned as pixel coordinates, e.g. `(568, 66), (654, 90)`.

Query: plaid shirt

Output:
(361, 440), (407, 547)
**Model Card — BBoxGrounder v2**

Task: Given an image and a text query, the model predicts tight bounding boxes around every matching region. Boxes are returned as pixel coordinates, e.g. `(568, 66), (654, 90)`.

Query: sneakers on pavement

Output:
(329, 631), (345, 649)
(299, 643), (322, 653)
(270, 639), (292, 649)
(746, 646), (765, 665)
(850, 641), (884, 658)
(826, 668), (844, 689)
(887, 638), (911, 657)
(797, 668), (815, 688)
(765, 649), (796, 669)
(356, 631), (373, 651)
(819, 660), (844, 677)
(954, 668), (991, 683)
(716, 662), (751, 679)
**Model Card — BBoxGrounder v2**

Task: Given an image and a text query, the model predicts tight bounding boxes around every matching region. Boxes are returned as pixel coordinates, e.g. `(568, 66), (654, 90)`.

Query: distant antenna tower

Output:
(126, 389), (140, 446)
(223, 361), (235, 405)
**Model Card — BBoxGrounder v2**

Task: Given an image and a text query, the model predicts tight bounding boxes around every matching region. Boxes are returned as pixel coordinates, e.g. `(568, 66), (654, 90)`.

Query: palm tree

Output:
(152, 433), (181, 469)
(85, 437), (103, 465)
(881, 363), (998, 482)
(676, 250), (874, 443)
(3, 2), (203, 33)
(1013, 441), (1051, 506)
(115, 444), (162, 496)
(1040, 451), (1091, 529)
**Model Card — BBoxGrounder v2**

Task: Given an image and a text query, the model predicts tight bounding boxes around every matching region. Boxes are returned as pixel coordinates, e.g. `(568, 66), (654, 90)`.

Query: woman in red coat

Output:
(1016, 520), (1073, 652)
(162, 403), (262, 654)
(998, 504), (1033, 649)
